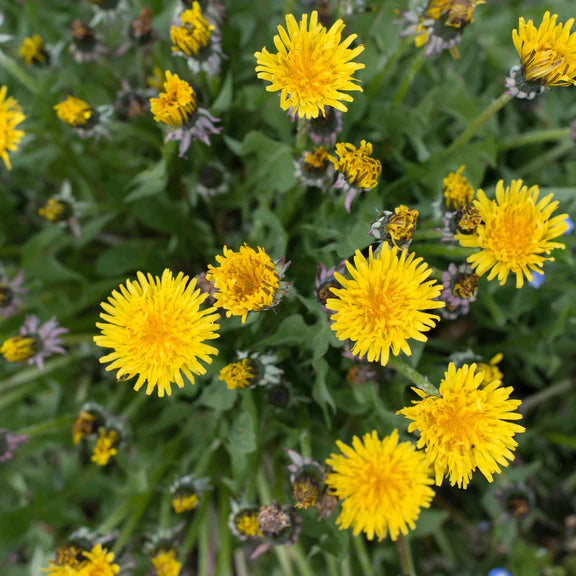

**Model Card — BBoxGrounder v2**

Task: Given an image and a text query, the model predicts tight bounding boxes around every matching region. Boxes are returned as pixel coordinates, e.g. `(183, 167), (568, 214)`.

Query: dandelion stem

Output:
(353, 534), (375, 576)
(396, 534), (417, 576)
(388, 356), (440, 396)
(292, 544), (316, 576)
(393, 50), (426, 105)
(499, 128), (572, 150)
(449, 92), (513, 150)
(216, 487), (232, 576)
(518, 140), (575, 176)
(520, 379), (573, 414)
(296, 116), (308, 154)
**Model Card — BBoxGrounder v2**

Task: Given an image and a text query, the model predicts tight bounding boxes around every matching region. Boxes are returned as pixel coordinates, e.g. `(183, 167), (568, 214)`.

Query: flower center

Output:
(220, 358), (259, 390)
(235, 512), (262, 537)
(172, 492), (199, 513)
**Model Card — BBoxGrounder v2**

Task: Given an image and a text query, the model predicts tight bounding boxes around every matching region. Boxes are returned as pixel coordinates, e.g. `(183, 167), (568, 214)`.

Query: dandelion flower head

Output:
(206, 245), (281, 323)
(171, 2), (214, 57)
(54, 96), (93, 127)
(19, 34), (46, 65)
(325, 429), (435, 541)
(0, 86), (26, 170)
(94, 269), (220, 397)
(398, 362), (525, 489)
(513, 11), (576, 87)
(330, 140), (381, 190)
(255, 11), (365, 119)
(150, 71), (197, 127)
(327, 245), (445, 365)
(152, 549), (181, 576)
(456, 179), (569, 288)
(219, 358), (258, 390)
(443, 165), (475, 210)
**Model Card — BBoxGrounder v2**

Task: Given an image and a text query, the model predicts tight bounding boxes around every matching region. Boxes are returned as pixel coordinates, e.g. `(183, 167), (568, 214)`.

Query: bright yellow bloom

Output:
(1, 336), (36, 362)
(426, 0), (484, 28)
(477, 353), (504, 384)
(73, 411), (96, 445)
(385, 205), (419, 247)
(44, 545), (83, 576)
(19, 34), (47, 65)
(39, 199), (68, 222)
(91, 429), (119, 466)
(255, 11), (365, 119)
(171, 2), (213, 57)
(327, 245), (445, 366)
(172, 492), (199, 514)
(303, 146), (331, 170)
(149, 71), (197, 127)
(54, 96), (93, 127)
(206, 245), (280, 323)
(95, 269), (220, 397)
(443, 165), (474, 210)
(80, 544), (120, 576)
(330, 141), (381, 190)
(456, 179), (569, 288)
(398, 362), (525, 489)
(513, 11), (576, 87)
(235, 511), (263, 537)
(0, 86), (26, 170)
(219, 358), (258, 390)
(325, 430), (435, 541)
(152, 549), (181, 576)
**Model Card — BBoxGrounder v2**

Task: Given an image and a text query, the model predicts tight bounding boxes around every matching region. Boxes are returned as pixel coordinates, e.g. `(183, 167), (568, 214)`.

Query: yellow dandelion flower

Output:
(426, 0), (484, 28)
(80, 544), (120, 576)
(72, 411), (96, 445)
(456, 179), (569, 288)
(149, 71), (197, 127)
(0, 86), (26, 170)
(385, 205), (419, 247)
(399, 362), (525, 489)
(171, 2), (213, 57)
(1, 336), (36, 362)
(172, 492), (199, 514)
(147, 67), (166, 91)
(325, 429), (435, 541)
(235, 511), (263, 537)
(39, 199), (69, 222)
(44, 545), (83, 576)
(54, 96), (93, 127)
(152, 549), (181, 576)
(513, 11), (576, 87)
(330, 140), (381, 190)
(219, 358), (258, 390)
(303, 146), (331, 170)
(19, 34), (47, 66)
(443, 165), (475, 210)
(327, 245), (445, 366)
(206, 245), (281, 323)
(254, 11), (365, 119)
(94, 269), (220, 397)
(91, 428), (119, 466)
(477, 353), (504, 384)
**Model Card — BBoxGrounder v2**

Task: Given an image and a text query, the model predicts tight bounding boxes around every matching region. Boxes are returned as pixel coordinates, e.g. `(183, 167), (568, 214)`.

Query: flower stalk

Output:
(396, 534), (416, 576)
(388, 356), (440, 396)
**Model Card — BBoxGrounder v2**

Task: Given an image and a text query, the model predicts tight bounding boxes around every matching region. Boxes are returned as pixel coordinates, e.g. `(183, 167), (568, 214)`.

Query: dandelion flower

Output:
(327, 245), (445, 366)
(230, 508), (263, 539)
(91, 428), (119, 466)
(152, 549), (181, 576)
(172, 493), (199, 514)
(19, 34), (48, 66)
(325, 429), (435, 541)
(369, 205), (419, 250)
(150, 71), (197, 127)
(94, 269), (220, 397)
(206, 245), (284, 323)
(513, 11), (576, 88)
(0, 86), (26, 170)
(398, 363), (525, 489)
(54, 96), (93, 127)
(39, 198), (70, 222)
(81, 544), (120, 576)
(442, 165), (474, 210)
(477, 353), (504, 383)
(456, 179), (569, 288)
(171, 2), (213, 57)
(255, 11), (365, 119)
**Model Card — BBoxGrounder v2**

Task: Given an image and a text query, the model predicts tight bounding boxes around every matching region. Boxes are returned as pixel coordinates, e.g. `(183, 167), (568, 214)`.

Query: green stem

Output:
(61, 333), (95, 345)
(353, 535), (374, 576)
(216, 487), (232, 576)
(366, 38), (413, 99)
(233, 550), (250, 576)
(17, 415), (75, 437)
(396, 534), (416, 576)
(292, 544), (316, 576)
(325, 554), (340, 576)
(449, 92), (513, 150)
(520, 379), (573, 415)
(199, 507), (211, 576)
(388, 357), (439, 397)
(393, 50), (425, 105)
(299, 430), (312, 459)
(295, 116), (308, 154)
(518, 140), (575, 176)
(499, 128), (571, 150)
(0, 354), (81, 393)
